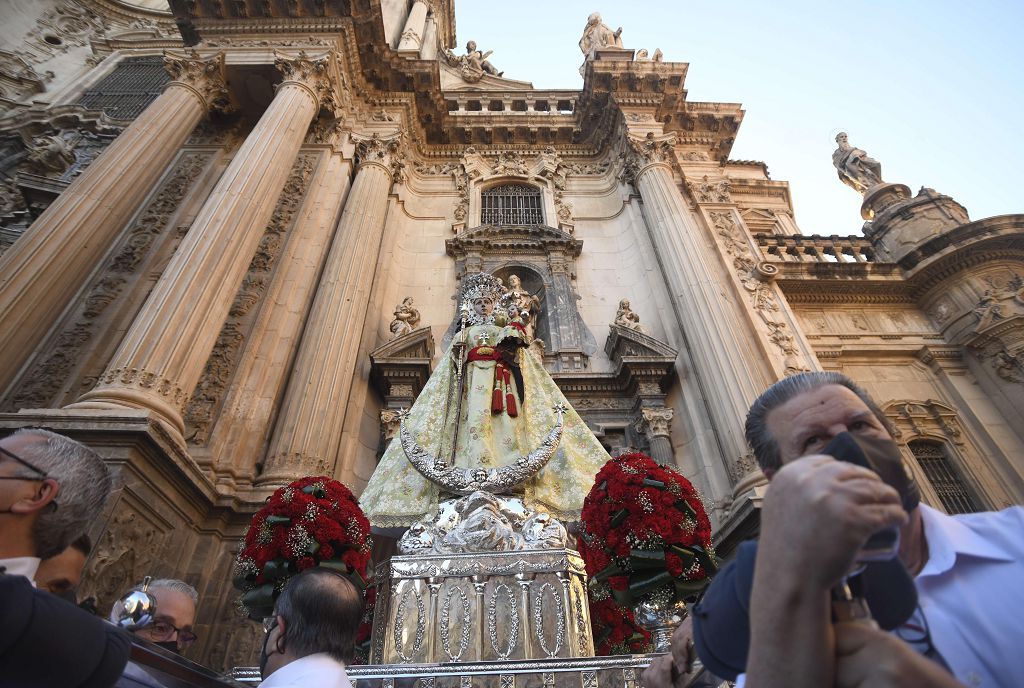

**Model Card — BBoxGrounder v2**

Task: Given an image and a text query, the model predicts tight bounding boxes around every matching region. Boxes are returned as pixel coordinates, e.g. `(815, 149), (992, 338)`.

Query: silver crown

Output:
(460, 272), (506, 306)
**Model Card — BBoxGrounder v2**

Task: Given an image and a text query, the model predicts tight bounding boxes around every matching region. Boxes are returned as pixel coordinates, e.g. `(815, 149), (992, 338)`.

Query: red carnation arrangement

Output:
(233, 476), (375, 662)
(579, 452), (718, 655)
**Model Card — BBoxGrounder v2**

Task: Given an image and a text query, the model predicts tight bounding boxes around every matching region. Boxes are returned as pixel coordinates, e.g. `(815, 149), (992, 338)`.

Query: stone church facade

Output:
(0, 0), (1021, 671)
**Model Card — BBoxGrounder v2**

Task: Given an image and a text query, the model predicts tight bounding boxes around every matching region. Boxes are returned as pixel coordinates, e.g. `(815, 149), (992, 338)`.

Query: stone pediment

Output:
(446, 224), (582, 258)
(369, 327), (435, 402)
(370, 326), (434, 362)
(439, 62), (534, 91)
(605, 324), (678, 362)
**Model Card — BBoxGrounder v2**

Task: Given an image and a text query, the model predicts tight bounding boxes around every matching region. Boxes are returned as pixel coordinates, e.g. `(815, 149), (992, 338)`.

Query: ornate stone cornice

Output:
(273, 50), (339, 113)
(163, 50), (231, 113)
(352, 131), (405, 180)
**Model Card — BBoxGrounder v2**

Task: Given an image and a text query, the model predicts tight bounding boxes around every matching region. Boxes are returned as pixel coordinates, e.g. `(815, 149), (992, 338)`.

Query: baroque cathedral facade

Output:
(0, 0), (1022, 671)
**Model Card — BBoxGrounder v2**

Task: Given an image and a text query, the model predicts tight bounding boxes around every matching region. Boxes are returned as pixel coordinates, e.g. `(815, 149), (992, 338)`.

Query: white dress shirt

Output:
(0, 556), (41, 582)
(914, 504), (1024, 688)
(259, 653), (353, 688)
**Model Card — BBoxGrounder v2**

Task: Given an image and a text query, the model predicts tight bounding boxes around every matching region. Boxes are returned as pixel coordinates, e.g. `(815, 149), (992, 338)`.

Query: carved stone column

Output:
(0, 51), (229, 392)
(397, 0), (430, 52)
(638, 406), (674, 465)
(258, 132), (404, 485)
(69, 52), (338, 443)
(625, 133), (772, 495)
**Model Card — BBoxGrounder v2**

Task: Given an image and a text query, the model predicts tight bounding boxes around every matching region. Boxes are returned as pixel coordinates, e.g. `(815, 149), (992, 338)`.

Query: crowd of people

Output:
(3, 371), (1022, 688)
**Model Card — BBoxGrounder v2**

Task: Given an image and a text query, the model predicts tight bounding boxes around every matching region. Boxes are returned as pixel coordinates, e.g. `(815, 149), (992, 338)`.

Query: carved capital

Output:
(686, 174), (732, 203)
(380, 409), (402, 440)
(273, 50), (338, 113)
(639, 406), (674, 438)
(353, 132), (405, 181)
(163, 50), (231, 113)
(625, 132), (677, 166)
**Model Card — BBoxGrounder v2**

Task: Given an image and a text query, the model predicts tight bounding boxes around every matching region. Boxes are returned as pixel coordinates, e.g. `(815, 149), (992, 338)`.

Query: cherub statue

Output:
(464, 40), (502, 76)
(832, 132), (883, 195)
(614, 298), (645, 333)
(390, 296), (421, 338)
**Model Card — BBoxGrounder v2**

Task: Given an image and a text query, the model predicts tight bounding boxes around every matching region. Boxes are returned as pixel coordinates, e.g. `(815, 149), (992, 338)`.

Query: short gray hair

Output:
(109, 578), (199, 622)
(744, 371), (893, 474)
(7, 428), (112, 559)
(275, 568), (363, 663)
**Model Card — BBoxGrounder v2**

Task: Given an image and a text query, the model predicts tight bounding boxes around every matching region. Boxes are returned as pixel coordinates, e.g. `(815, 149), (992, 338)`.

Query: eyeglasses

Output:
(142, 618), (198, 648)
(0, 444), (50, 480)
(894, 605), (950, 670)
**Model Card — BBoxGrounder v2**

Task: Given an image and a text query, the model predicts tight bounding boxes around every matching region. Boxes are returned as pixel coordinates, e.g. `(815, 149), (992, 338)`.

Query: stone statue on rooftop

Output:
(832, 132), (884, 195)
(578, 12), (623, 75)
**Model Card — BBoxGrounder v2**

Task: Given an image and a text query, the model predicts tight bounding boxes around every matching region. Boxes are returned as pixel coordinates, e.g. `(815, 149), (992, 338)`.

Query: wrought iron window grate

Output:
(908, 440), (981, 514)
(481, 184), (543, 226)
(76, 56), (170, 121)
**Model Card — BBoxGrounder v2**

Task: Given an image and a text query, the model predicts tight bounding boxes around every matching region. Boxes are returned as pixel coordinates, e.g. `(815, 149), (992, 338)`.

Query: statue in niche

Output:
(389, 296), (421, 338)
(578, 12), (623, 74)
(361, 272), (610, 531)
(500, 273), (541, 341)
(832, 132), (883, 195)
(614, 298), (646, 334)
(25, 133), (76, 177)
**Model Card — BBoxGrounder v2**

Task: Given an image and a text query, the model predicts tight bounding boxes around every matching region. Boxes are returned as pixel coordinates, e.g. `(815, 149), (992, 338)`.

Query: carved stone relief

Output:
(184, 154), (316, 444)
(687, 175), (732, 204)
(5, 153), (209, 411)
(709, 211), (809, 375)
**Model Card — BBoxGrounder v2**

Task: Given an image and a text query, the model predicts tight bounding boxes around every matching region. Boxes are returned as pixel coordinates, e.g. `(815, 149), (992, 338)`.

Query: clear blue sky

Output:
(455, 1), (1024, 236)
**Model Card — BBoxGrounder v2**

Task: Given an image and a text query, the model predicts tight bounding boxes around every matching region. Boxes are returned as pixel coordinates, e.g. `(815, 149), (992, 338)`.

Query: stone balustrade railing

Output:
(755, 234), (878, 264)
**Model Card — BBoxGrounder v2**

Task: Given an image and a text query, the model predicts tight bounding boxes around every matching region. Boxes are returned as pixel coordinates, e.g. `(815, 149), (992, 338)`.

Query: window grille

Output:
(480, 184), (543, 226)
(76, 56), (170, 121)
(908, 440), (981, 514)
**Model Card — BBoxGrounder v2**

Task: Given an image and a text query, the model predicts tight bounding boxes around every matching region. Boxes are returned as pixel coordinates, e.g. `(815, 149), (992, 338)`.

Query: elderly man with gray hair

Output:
(0, 427), (130, 688)
(691, 372), (1024, 688)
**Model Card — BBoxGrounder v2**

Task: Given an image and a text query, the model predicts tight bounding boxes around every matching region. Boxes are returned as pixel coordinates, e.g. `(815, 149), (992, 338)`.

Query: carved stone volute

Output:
(353, 132), (405, 181)
(273, 50), (339, 114)
(163, 50), (231, 113)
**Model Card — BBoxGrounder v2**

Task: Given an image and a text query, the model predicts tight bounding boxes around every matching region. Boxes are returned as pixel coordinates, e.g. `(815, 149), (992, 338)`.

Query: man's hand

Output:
(760, 455), (908, 590)
(835, 622), (963, 688)
(641, 617), (694, 688)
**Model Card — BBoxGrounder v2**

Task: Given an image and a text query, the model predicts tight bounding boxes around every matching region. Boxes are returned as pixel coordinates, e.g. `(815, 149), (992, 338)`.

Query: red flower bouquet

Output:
(233, 476), (375, 661)
(579, 452), (718, 654)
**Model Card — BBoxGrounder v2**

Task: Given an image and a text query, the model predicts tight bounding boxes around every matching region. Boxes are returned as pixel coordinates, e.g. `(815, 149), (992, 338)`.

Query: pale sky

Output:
(455, 1), (1024, 236)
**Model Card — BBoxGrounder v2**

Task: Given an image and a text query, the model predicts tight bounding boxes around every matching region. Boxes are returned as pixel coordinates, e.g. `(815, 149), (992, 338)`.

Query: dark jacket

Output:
(0, 573), (131, 688)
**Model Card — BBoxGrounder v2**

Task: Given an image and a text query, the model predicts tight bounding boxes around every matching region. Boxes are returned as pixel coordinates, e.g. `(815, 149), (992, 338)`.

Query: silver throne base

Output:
(371, 548), (595, 664)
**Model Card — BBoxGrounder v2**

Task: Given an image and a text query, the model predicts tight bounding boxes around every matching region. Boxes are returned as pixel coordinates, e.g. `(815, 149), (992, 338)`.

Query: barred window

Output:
(76, 56), (170, 121)
(480, 184), (543, 226)
(908, 440), (981, 514)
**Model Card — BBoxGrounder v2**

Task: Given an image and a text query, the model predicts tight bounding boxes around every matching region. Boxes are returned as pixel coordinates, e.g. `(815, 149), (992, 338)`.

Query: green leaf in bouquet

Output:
(610, 508), (629, 527)
(265, 515), (291, 526)
(673, 577), (710, 600)
(677, 500), (697, 520)
(641, 478), (665, 489)
(669, 544), (697, 568)
(263, 557), (292, 581)
(241, 583), (276, 619)
(624, 570), (673, 602)
(690, 545), (719, 573)
(594, 560), (625, 582)
(306, 540), (321, 556)
(628, 548), (666, 571)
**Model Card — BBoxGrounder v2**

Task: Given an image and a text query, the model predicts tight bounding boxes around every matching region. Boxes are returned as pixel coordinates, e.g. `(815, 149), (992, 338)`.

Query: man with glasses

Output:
(0, 426), (131, 688)
(110, 578), (199, 655)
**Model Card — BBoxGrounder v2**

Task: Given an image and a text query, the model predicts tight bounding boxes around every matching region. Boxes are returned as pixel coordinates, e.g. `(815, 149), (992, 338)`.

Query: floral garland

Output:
(233, 476), (375, 662)
(579, 452), (718, 655)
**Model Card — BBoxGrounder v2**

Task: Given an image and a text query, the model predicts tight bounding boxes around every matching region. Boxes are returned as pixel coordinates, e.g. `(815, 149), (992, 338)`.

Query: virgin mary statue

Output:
(361, 273), (610, 532)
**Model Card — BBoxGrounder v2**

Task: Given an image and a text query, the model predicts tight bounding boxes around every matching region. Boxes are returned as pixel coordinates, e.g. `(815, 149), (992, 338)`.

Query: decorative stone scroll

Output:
(163, 50), (231, 113)
(273, 50), (339, 113)
(354, 132), (405, 182)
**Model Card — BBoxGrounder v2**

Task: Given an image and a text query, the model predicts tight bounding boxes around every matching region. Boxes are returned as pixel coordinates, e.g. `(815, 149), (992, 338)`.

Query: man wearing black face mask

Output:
(259, 567), (362, 688)
(110, 578), (198, 655)
(696, 372), (1024, 688)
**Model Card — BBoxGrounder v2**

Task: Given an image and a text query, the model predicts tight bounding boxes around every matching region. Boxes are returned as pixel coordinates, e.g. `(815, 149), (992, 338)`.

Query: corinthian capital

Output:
(353, 132), (406, 181)
(639, 406), (674, 438)
(163, 50), (231, 112)
(273, 50), (339, 113)
(626, 132), (678, 165)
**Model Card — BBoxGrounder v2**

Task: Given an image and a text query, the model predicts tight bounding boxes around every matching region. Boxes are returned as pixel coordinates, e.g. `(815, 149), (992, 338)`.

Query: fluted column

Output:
(397, 0), (430, 52)
(638, 406), (675, 466)
(69, 51), (339, 442)
(258, 132), (404, 485)
(626, 133), (772, 492)
(0, 51), (229, 392)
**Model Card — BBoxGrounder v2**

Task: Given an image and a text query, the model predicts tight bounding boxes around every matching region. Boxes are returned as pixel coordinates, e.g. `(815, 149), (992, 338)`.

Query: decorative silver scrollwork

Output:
(393, 586), (426, 663)
(575, 582), (590, 656)
(534, 582), (566, 657)
(488, 583), (520, 659)
(400, 405), (566, 495)
(440, 585), (472, 661)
